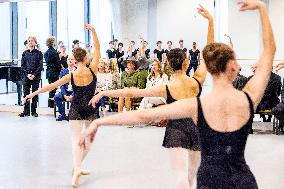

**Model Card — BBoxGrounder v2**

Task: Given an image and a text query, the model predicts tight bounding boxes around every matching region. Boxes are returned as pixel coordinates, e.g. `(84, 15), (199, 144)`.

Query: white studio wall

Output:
(228, 0), (260, 61)
(57, 0), (69, 50)
(0, 3), (11, 60)
(214, 0), (228, 43)
(110, 0), (149, 50)
(111, 0), (215, 52)
(269, 0), (284, 61)
(66, 0), (85, 53)
(90, 0), (112, 55)
(156, 0), (214, 50)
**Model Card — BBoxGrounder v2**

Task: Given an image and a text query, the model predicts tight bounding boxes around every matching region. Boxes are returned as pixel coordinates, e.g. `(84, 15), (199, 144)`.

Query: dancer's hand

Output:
(84, 23), (96, 32)
(238, 0), (265, 11)
(23, 94), (34, 104)
(88, 92), (103, 107)
(197, 4), (213, 20)
(274, 63), (284, 72)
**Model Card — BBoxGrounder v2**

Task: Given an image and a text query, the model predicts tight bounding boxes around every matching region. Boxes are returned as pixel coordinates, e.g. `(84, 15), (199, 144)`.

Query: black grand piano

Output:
(0, 60), (22, 105)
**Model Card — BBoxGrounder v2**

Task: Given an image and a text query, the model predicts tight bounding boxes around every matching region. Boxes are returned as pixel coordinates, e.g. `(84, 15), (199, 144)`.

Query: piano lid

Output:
(0, 60), (20, 66)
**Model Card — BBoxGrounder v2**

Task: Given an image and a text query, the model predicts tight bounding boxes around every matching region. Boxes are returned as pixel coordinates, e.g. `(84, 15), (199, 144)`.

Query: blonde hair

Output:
(149, 59), (163, 80)
(109, 58), (119, 73)
(98, 58), (109, 73)
(164, 59), (174, 80)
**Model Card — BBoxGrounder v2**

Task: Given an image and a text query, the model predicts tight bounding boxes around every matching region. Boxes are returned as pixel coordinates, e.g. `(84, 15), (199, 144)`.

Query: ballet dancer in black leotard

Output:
(24, 24), (101, 188)
(81, 1), (275, 188)
(87, 5), (213, 189)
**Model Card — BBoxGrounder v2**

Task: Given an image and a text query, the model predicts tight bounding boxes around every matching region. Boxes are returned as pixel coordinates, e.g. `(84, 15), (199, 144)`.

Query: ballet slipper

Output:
(80, 169), (91, 175)
(72, 168), (82, 188)
(72, 168), (91, 175)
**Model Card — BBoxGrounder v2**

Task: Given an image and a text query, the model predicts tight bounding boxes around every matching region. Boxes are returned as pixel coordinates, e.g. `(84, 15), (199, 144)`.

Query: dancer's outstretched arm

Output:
(274, 62), (284, 72)
(225, 34), (234, 49)
(139, 35), (146, 57)
(80, 98), (198, 146)
(24, 75), (71, 103)
(89, 85), (166, 107)
(85, 24), (101, 74)
(193, 4), (214, 85)
(242, 0), (276, 110)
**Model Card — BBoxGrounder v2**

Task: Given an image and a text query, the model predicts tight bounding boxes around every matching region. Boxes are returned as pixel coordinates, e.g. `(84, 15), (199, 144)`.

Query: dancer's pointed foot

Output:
(72, 168), (82, 188)
(80, 169), (91, 175)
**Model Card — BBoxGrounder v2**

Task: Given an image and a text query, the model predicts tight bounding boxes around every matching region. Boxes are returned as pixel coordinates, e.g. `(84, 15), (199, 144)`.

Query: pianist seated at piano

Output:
(54, 54), (76, 121)
(19, 36), (43, 117)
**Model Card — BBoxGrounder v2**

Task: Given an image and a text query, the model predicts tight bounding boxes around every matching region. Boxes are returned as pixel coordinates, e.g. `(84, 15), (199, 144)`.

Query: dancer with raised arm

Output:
(81, 1), (275, 188)
(274, 62), (284, 72)
(88, 5), (214, 189)
(24, 24), (101, 188)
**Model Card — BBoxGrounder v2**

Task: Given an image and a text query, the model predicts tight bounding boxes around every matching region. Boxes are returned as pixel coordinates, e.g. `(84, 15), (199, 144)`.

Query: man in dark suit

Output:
(44, 37), (61, 108)
(233, 68), (248, 90)
(249, 64), (282, 122)
(54, 54), (76, 121)
(19, 36), (43, 117)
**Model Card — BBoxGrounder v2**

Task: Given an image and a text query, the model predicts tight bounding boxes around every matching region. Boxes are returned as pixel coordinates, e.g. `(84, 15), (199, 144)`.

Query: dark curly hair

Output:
(72, 47), (87, 62)
(202, 43), (235, 75)
(168, 48), (187, 71)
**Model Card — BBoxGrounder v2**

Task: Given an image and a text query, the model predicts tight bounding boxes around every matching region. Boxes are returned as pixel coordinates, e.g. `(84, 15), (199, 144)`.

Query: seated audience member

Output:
(96, 59), (112, 116)
(54, 54), (76, 121)
(233, 68), (248, 90)
(119, 58), (141, 112)
(248, 64), (282, 122)
(107, 58), (121, 112)
(272, 79), (284, 134)
(106, 41), (116, 59)
(154, 41), (164, 62)
(116, 42), (125, 72)
(272, 78), (284, 134)
(108, 58), (121, 90)
(139, 59), (168, 110)
(136, 36), (151, 89)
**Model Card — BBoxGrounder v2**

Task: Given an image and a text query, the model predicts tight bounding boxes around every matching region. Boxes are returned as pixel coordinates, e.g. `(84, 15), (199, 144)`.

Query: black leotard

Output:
(162, 77), (202, 150)
(196, 92), (258, 189)
(68, 68), (99, 121)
